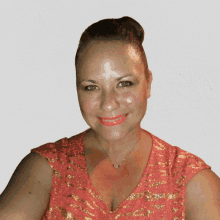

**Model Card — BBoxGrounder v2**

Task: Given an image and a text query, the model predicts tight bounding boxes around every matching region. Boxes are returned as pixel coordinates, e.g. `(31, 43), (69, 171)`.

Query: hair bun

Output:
(75, 16), (148, 74)
(117, 16), (144, 44)
(79, 16), (144, 45)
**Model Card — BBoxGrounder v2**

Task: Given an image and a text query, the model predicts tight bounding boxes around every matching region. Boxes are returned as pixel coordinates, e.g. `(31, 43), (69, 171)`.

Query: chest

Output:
(85, 149), (149, 212)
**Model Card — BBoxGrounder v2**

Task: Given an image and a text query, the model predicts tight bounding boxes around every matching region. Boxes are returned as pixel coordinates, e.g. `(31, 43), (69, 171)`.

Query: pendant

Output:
(113, 164), (120, 168)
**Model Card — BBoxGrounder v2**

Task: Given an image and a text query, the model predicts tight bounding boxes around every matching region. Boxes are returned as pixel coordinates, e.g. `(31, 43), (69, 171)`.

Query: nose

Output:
(100, 89), (120, 112)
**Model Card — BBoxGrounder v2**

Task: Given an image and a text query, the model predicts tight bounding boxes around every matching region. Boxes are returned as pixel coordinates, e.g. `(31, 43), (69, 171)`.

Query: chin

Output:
(95, 124), (138, 142)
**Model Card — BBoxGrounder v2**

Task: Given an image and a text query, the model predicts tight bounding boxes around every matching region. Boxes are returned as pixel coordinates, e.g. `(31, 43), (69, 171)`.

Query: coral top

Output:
(31, 129), (211, 220)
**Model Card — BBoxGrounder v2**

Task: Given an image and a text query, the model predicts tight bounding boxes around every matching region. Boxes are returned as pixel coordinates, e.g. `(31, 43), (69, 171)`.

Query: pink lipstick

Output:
(98, 114), (128, 126)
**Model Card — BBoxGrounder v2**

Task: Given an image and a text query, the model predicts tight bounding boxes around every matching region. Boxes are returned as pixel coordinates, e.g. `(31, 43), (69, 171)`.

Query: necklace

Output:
(99, 137), (141, 169)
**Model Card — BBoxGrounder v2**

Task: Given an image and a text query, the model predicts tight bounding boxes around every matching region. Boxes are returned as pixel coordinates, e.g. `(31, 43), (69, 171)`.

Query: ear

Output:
(146, 70), (152, 99)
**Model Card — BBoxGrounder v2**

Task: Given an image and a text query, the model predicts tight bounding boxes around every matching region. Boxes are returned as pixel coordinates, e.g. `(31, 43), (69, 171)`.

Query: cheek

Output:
(121, 92), (133, 106)
(79, 94), (99, 113)
(122, 94), (142, 109)
(122, 89), (146, 106)
(126, 97), (132, 104)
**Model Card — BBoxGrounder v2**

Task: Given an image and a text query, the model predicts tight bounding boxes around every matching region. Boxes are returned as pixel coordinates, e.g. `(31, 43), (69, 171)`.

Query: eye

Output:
(84, 85), (99, 91)
(118, 81), (133, 87)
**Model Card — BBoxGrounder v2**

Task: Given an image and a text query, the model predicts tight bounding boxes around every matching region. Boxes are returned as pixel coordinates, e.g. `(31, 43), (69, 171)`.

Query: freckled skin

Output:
(76, 41), (152, 155)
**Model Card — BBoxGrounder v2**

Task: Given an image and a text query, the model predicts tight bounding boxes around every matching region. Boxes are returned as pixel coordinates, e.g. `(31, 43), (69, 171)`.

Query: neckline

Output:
(80, 128), (155, 214)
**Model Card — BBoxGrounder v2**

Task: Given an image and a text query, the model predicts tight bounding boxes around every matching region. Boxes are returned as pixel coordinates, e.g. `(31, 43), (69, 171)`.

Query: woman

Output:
(0, 16), (219, 220)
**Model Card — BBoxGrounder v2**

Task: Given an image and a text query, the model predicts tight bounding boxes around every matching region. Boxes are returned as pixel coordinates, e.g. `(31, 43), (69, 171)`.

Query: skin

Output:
(0, 40), (219, 219)
(186, 169), (220, 220)
(0, 152), (53, 219)
(76, 40), (220, 218)
(76, 40), (152, 160)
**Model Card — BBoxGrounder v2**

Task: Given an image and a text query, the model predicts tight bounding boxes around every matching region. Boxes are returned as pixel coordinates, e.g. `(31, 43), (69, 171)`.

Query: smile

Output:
(98, 114), (128, 126)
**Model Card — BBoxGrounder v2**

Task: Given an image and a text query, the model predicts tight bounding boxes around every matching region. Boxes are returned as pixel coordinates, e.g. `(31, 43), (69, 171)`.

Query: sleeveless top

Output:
(31, 129), (211, 220)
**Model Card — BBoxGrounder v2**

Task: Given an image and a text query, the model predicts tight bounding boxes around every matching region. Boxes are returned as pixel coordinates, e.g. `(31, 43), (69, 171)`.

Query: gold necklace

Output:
(99, 137), (140, 169)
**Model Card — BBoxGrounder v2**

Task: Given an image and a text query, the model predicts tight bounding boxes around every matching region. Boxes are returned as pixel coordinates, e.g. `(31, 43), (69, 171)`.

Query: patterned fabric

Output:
(31, 129), (211, 220)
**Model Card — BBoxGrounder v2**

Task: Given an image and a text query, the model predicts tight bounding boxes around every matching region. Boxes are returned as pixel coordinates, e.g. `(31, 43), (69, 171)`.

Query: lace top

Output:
(31, 129), (211, 219)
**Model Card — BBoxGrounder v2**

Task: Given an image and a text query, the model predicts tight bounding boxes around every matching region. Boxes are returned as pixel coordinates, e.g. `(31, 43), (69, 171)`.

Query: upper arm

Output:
(0, 152), (53, 220)
(186, 169), (220, 220)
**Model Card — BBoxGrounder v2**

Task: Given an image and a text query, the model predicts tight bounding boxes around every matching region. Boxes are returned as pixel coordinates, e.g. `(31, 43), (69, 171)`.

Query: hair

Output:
(75, 16), (150, 81)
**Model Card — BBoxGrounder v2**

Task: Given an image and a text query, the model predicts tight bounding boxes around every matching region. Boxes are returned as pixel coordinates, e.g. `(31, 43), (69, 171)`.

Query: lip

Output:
(99, 114), (125, 120)
(98, 114), (128, 126)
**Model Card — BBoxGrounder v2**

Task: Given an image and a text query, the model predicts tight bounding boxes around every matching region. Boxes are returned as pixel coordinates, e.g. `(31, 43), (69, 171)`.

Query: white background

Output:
(0, 0), (219, 194)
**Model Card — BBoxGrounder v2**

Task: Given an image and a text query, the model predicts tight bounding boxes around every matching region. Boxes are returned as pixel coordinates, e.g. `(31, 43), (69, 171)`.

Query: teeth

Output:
(101, 115), (124, 122)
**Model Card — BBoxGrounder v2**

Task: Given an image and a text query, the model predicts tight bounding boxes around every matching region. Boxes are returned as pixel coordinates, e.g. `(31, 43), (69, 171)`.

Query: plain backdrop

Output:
(0, 0), (219, 194)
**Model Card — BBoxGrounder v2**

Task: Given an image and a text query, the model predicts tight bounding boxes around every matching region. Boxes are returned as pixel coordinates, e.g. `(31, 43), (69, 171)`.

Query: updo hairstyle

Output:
(75, 16), (150, 81)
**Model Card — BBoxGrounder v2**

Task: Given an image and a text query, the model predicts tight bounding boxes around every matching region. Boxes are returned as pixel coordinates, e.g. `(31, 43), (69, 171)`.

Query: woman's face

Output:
(76, 41), (152, 142)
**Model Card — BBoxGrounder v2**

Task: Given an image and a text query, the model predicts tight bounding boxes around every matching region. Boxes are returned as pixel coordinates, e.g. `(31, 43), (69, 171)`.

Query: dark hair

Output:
(75, 16), (149, 80)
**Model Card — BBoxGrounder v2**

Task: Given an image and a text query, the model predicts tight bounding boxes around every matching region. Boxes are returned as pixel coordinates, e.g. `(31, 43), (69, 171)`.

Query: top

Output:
(31, 129), (211, 220)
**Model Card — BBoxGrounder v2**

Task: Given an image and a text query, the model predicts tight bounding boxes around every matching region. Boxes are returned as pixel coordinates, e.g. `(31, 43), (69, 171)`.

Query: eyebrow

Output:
(80, 74), (136, 84)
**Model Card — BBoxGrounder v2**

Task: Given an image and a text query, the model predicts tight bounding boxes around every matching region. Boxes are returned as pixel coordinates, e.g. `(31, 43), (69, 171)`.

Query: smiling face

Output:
(76, 40), (152, 142)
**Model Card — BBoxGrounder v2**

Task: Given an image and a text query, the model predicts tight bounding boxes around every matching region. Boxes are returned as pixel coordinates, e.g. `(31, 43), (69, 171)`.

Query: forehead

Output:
(77, 41), (143, 74)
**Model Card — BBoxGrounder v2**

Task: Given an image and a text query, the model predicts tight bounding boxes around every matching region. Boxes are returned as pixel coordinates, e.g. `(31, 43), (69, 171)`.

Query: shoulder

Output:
(151, 132), (210, 169)
(20, 152), (53, 191)
(9, 151), (52, 179)
(22, 152), (53, 180)
(186, 169), (220, 219)
(149, 133), (219, 219)
(31, 130), (86, 155)
(31, 137), (69, 154)
(0, 152), (53, 219)
(1, 152), (53, 198)
(150, 133), (211, 183)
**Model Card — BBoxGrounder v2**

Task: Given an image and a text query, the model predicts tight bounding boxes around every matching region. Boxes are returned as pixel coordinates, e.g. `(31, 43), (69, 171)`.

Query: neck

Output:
(91, 126), (143, 162)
